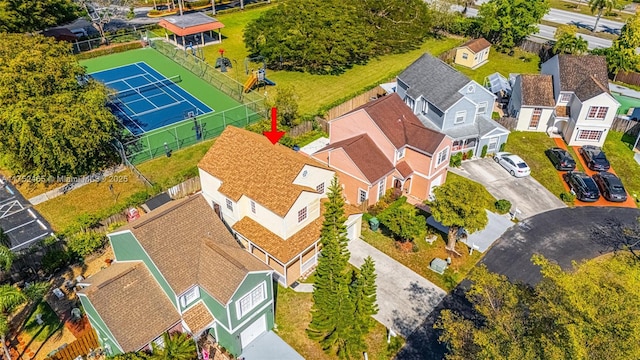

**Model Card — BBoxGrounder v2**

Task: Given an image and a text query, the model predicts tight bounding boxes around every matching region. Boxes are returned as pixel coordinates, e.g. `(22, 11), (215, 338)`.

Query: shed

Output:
(455, 38), (491, 69)
(158, 13), (224, 48)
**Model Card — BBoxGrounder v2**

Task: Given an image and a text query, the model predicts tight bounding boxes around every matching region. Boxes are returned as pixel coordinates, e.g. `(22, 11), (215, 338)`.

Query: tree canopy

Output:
(377, 197), (426, 242)
(589, 0), (617, 32)
(593, 12), (640, 75)
(243, 0), (431, 74)
(436, 254), (640, 359)
(553, 25), (588, 55)
(0, 0), (79, 33)
(0, 34), (118, 177)
(472, 0), (550, 51)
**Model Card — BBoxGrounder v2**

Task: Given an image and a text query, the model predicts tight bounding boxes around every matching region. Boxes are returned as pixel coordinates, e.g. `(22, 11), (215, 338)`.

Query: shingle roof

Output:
(420, 114), (508, 140)
(348, 94), (447, 155)
(396, 161), (413, 178)
(198, 126), (329, 217)
(398, 53), (471, 111)
(78, 262), (180, 353)
(124, 195), (270, 303)
(555, 55), (610, 101)
(232, 199), (361, 264)
(520, 74), (555, 107)
(318, 134), (394, 183)
(459, 38), (491, 53)
(182, 301), (214, 335)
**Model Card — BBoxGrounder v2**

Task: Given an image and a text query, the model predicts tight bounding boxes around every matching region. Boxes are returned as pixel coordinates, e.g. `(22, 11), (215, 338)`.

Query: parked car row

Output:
(545, 146), (626, 203)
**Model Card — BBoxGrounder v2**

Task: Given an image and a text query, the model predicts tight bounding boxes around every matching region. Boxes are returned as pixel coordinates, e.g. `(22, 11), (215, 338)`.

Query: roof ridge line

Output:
(131, 195), (199, 229)
(94, 262), (141, 290)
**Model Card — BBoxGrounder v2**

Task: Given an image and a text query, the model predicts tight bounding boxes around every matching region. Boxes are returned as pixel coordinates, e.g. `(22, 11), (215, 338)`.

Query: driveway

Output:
(348, 238), (446, 338)
(395, 206), (640, 359)
(450, 158), (566, 219)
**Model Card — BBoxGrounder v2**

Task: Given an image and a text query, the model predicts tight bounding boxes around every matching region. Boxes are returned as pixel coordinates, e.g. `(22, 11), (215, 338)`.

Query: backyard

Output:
(604, 130), (640, 201)
(454, 48), (540, 84)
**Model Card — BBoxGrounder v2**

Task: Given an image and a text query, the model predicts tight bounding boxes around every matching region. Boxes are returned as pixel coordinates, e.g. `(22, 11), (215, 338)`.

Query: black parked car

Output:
(578, 145), (610, 171)
(564, 171), (600, 202)
(592, 172), (627, 202)
(545, 147), (576, 171)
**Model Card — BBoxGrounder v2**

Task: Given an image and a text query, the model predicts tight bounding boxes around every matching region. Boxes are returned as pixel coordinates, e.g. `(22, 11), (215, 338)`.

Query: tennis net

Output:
(110, 75), (182, 100)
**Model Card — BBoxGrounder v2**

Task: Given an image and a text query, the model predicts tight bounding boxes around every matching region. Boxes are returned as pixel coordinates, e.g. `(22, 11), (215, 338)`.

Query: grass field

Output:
(454, 48), (540, 84)
(604, 131), (640, 201)
(201, 5), (464, 115)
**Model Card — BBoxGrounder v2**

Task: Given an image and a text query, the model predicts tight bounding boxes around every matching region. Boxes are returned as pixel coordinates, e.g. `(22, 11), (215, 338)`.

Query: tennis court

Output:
(91, 62), (213, 135)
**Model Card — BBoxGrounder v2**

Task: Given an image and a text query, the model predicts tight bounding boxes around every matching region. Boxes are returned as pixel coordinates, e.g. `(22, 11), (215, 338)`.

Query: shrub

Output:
(450, 152), (463, 167)
(67, 231), (106, 257)
(466, 149), (474, 160)
(126, 190), (151, 208)
(499, 142), (507, 152)
(491, 111), (500, 120)
(494, 199), (512, 214)
(560, 191), (576, 204)
(42, 249), (71, 273)
(75, 41), (143, 60)
(481, 145), (488, 158)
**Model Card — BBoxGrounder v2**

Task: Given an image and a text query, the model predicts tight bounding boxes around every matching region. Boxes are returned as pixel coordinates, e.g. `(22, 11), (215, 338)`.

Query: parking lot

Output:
(450, 158), (566, 219)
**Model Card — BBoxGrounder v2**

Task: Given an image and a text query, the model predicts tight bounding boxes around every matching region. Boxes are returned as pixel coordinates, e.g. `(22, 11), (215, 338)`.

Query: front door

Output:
(213, 202), (221, 219)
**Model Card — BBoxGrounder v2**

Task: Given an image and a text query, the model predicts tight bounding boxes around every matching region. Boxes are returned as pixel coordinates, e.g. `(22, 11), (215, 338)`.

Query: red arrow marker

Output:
(263, 107), (285, 144)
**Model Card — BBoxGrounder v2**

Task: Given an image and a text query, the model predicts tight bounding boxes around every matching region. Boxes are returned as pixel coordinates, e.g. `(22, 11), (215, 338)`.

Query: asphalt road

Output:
(395, 206), (640, 360)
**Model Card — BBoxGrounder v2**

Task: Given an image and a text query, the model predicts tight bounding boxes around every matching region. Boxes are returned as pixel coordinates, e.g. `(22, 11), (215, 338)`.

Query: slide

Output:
(243, 74), (258, 93)
(263, 77), (276, 86)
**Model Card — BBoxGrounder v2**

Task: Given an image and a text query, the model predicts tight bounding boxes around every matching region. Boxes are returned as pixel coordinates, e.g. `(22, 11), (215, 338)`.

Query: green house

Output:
(76, 195), (276, 357)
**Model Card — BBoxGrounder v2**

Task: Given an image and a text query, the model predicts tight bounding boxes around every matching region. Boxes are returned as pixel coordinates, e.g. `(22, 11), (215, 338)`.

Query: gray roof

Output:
(417, 114), (508, 140)
(163, 12), (218, 28)
(398, 53), (471, 111)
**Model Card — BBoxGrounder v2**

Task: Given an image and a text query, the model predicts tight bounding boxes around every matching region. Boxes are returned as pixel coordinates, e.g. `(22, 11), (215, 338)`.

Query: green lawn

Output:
(454, 48), (540, 84)
(604, 131), (640, 201)
(23, 301), (63, 342)
(275, 286), (404, 360)
(504, 132), (570, 202)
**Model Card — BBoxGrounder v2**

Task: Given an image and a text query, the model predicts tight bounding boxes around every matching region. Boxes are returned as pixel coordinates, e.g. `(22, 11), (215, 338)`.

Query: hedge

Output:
(75, 41), (143, 60)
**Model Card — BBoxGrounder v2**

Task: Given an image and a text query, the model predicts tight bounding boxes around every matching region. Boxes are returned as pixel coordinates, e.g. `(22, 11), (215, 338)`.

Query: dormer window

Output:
(298, 207), (307, 223)
(180, 286), (200, 308)
(396, 148), (405, 160)
(560, 93), (572, 103)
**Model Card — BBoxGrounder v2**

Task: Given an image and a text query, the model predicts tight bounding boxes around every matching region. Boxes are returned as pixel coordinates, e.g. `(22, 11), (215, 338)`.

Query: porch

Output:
(451, 138), (477, 153)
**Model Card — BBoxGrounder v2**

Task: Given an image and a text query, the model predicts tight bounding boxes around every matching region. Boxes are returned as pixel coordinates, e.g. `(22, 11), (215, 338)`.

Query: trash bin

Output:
(369, 217), (380, 231)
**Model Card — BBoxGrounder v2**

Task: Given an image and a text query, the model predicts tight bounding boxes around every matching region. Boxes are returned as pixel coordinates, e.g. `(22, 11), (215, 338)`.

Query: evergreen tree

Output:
(348, 256), (378, 355)
(307, 177), (355, 358)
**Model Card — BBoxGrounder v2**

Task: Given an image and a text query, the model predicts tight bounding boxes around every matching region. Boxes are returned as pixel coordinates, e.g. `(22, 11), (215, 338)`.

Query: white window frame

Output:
(559, 93), (572, 103)
(358, 189), (368, 204)
(586, 106), (608, 120)
(236, 282), (267, 319)
(298, 207), (307, 223)
(404, 96), (415, 109)
(462, 53), (468, 60)
(477, 101), (488, 115)
(225, 198), (233, 211)
(529, 108), (542, 129)
(488, 137), (498, 151)
(421, 100), (428, 114)
(180, 286), (200, 308)
(396, 147), (405, 161)
(436, 147), (449, 166)
(250, 200), (256, 214)
(576, 130), (603, 141)
(454, 111), (466, 124)
(377, 180), (385, 201)
(316, 182), (325, 194)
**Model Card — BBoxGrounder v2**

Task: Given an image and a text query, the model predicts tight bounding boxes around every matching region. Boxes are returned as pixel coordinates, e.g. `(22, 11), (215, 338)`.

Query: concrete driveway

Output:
(348, 238), (446, 338)
(450, 158), (566, 219)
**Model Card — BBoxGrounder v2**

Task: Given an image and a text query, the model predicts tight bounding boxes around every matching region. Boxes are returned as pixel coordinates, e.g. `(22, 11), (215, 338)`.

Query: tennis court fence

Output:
(147, 30), (268, 119)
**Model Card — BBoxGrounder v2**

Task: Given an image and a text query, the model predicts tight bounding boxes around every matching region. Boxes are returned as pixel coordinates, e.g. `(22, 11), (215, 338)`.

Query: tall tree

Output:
(150, 332), (197, 360)
(348, 256), (378, 355)
(594, 12), (640, 76)
(553, 25), (588, 54)
(307, 177), (356, 358)
(0, 34), (118, 177)
(473, 0), (550, 51)
(273, 87), (299, 127)
(0, 285), (26, 360)
(589, 0), (617, 32)
(0, 0), (79, 33)
(428, 179), (488, 251)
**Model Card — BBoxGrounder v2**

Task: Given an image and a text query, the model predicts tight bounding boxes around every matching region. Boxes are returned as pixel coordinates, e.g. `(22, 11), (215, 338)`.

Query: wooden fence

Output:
(167, 176), (202, 200)
(94, 212), (128, 233)
(45, 329), (100, 360)
(325, 86), (387, 120)
(611, 116), (640, 136)
(614, 71), (640, 87)
(438, 48), (457, 63)
(289, 118), (329, 137)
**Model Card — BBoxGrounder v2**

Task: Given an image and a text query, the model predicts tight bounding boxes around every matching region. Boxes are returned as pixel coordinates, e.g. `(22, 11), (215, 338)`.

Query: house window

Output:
(462, 53), (468, 60)
(378, 180), (385, 200)
(396, 148), (405, 160)
(452, 140), (463, 151)
(529, 108), (542, 129)
(559, 93), (572, 103)
(422, 100), (428, 114)
(577, 130), (603, 141)
(298, 207), (307, 223)
(454, 111), (466, 124)
(250, 200), (256, 214)
(404, 96), (415, 109)
(316, 182), (325, 194)
(587, 106), (608, 120)
(358, 189), (368, 204)
(478, 101), (488, 115)
(436, 147), (449, 166)
(180, 287), (200, 308)
(237, 282), (266, 319)
(226, 198), (233, 211)
(488, 137), (498, 151)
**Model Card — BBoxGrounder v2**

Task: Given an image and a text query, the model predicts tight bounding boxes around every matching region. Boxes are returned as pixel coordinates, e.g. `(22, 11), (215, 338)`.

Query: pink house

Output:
(312, 93), (452, 207)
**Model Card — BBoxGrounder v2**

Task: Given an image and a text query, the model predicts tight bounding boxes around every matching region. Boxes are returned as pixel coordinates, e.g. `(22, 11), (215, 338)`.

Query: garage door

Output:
(240, 314), (266, 347)
(347, 221), (356, 240)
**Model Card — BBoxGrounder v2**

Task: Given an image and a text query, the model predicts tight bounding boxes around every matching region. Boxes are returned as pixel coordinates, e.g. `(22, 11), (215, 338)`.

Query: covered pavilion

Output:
(158, 12), (224, 49)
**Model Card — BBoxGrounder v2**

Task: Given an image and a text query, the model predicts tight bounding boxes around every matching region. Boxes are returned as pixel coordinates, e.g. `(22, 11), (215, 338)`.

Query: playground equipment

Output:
(243, 56), (276, 93)
(214, 48), (232, 72)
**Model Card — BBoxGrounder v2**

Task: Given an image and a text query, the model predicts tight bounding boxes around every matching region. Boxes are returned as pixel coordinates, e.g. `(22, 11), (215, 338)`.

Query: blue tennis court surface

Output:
(90, 62), (213, 135)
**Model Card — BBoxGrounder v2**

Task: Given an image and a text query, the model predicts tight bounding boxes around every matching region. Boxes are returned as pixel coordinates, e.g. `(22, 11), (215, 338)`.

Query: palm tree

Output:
(553, 26), (589, 54)
(0, 285), (27, 360)
(589, 0), (617, 32)
(150, 332), (197, 360)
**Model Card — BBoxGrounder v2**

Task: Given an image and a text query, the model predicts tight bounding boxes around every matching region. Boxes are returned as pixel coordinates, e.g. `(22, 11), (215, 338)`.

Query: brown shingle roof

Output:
(348, 94), (447, 156)
(459, 38), (491, 53)
(198, 126), (329, 217)
(396, 161), (413, 178)
(520, 74), (555, 107)
(556, 55), (610, 101)
(318, 134), (394, 183)
(78, 262), (180, 353)
(232, 199), (361, 264)
(123, 195), (270, 303)
(182, 301), (214, 334)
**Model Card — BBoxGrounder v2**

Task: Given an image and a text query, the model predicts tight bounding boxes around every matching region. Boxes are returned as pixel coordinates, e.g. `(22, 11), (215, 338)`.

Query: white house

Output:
(198, 126), (362, 287)
(508, 55), (620, 147)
